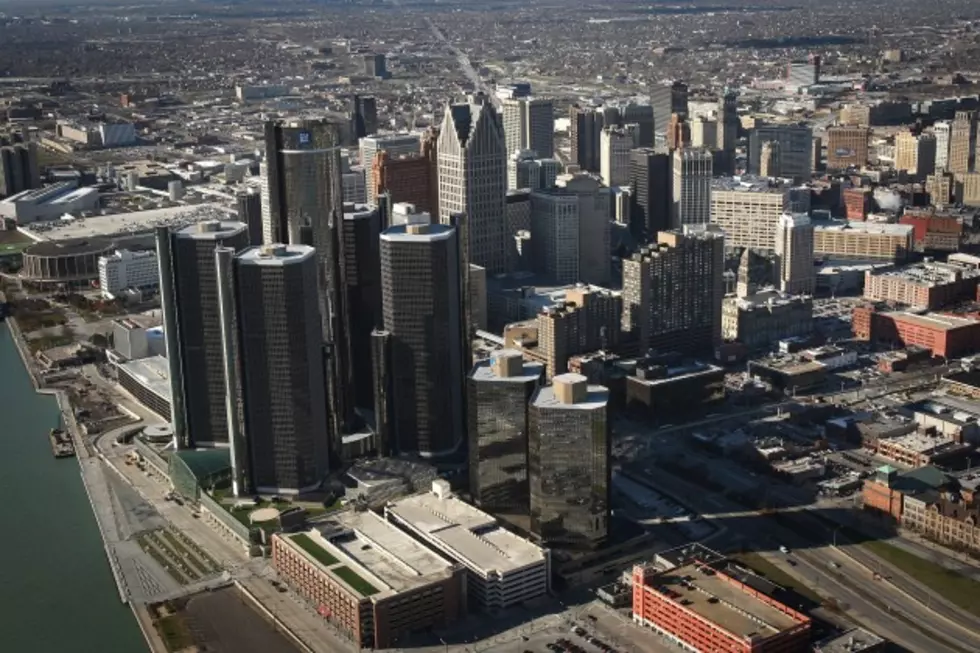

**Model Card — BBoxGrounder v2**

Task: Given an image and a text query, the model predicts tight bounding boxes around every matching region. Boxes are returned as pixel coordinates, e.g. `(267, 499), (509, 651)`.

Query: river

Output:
(0, 323), (144, 652)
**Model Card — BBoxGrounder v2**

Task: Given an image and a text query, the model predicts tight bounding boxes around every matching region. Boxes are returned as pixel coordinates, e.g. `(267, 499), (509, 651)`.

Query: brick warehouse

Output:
(853, 306), (980, 358)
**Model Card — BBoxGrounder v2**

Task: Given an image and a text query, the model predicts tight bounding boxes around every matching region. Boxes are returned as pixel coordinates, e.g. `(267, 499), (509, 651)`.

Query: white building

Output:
(0, 182), (99, 224)
(98, 249), (159, 299)
(600, 125), (639, 187)
(933, 121), (951, 171)
(342, 166), (367, 204)
(672, 148), (713, 229)
(508, 150), (561, 191)
(775, 213), (815, 295)
(501, 97), (555, 159)
(385, 480), (550, 611)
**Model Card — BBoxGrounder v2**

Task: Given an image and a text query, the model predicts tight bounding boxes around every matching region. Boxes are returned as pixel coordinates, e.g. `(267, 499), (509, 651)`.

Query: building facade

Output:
(600, 125), (639, 187)
(629, 148), (671, 241)
(672, 148), (713, 229)
(774, 212), (815, 295)
(501, 97), (555, 159)
(748, 125), (813, 180)
(98, 249), (159, 299)
(949, 111), (977, 175)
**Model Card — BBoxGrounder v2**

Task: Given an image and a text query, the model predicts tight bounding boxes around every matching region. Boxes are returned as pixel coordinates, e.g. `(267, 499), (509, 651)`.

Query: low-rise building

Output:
(862, 464), (951, 521)
(0, 182), (99, 224)
(385, 480), (550, 611)
(98, 249), (159, 299)
(863, 261), (980, 310)
(852, 307), (980, 359)
(870, 432), (971, 468)
(625, 357), (725, 419)
(813, 627), (886, 653)
(115, 355), (171, 419)
(272, 511), (466, 649)
(722, 291), (813, 350)
(813, 220), (913, 262)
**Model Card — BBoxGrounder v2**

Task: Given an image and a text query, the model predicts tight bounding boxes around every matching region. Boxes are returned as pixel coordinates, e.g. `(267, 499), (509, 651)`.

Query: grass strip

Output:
(332, 565), (380, 597)
(291, 533), (339, 567)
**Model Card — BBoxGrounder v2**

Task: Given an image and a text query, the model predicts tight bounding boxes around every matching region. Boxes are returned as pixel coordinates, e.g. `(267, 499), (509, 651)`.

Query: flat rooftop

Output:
(21, 203), (232, 241)
(630, 361), (724, 387)
(813, 220), (913, 236)
(531, 383), (608, 410)
(386, 489), (548, 576)
(651, 563), (804, 639)
(814, 627), (886, 653)
(116, 355), (171, 400)
(469, 353), (543, 384)
(286, 511), (454, 599)
(879, 432), (965, 455)
(891, 311), (979, 331)
(711, 175), (796, 193)
(871, 261), (980, 286)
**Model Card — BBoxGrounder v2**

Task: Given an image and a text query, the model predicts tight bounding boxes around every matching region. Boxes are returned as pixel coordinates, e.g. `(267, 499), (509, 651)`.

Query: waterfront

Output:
(0, 323), (144, 652)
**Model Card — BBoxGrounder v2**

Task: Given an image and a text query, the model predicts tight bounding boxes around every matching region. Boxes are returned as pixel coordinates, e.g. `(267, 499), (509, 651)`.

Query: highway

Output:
(425, 17), (499, 107)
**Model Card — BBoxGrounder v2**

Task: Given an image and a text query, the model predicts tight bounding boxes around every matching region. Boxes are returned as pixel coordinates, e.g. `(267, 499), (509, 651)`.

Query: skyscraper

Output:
(342, 204), (383, 410)
(933, 121), (951, 171)
(359, 133), (422, 207)
(157, 220), (249, 448)
(0, 141), (40, 198)
(622, 226), (725, 356)
(894, 131), (937, 178)
(350, 95), (379, 140)
(569, 104), (604, 172)
(667, 113), (691, 150)
(651, 81), (688, 136)
(236, 188), (263, 246)
(629, 148), (671, 241)
(380, 222), (465, 459)
(826, 126), (870, 170)
(716, 90), (739, 175)
(671, 148), (713, 229)
(690, 117), (718, 149)
(949, 111), (977, 175)
(529, 373), (610, 548)
(508, 150), (561, 190)
(622, 104), (655, 148)
(438, 97), (508, 273)
(774, 213), (815, 295)
(534, 287), (622, 379)
(748, 125), (813, 179)
(468, 350), (543, 513)
(224, 244), (330, 494)
(501, 97), (555, 158)
(600, 124), (639, 187)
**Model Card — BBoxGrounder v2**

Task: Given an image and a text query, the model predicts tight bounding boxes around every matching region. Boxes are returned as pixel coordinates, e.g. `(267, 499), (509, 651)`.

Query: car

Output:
(779, 545), (790, 554)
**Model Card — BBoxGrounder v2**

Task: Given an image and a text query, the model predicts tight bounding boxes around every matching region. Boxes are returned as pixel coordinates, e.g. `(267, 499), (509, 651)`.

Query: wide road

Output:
(641, 469), (980, 653)
(424, 17), (499, 107)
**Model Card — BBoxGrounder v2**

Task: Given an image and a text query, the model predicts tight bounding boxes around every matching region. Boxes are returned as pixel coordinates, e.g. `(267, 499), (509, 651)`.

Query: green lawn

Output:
(730, 552), (824, 605)
(291, 533), (339, 567)
(155, 614), (195, 652)
(332, 565), (380, 597)
(862, 540), (980, 618)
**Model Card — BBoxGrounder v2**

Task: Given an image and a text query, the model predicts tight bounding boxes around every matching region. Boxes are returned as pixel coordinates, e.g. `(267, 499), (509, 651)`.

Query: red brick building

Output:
(852, 306), (980, 358)
(843, 188), (872, 220)
(862, 262), (980, 310)
(899, 209), (961, 252)
(373, 146), (438, 216)
(632, 561), (811, 653)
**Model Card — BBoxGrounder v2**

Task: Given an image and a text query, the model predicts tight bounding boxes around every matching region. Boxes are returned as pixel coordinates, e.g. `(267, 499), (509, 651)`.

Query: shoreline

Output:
(5, 319), (160, 653)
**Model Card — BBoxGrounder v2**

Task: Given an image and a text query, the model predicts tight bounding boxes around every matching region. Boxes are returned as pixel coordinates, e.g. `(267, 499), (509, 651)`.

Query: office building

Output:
(359, 133), (422, 207)
(467, 351), (543, 512)
(710, 176), (803, 250)
(813, 221), (914, 261)
(438, 97), (508, 273)
(529, 373), (610, 547)
(380, 222), (465, 458)
(385, 480), (550, 610)
(569, 105), (604, 172)
(0, 141), (40, 198)
(350, 94), (378, 140)
(501, 97), (554, 159)
(528, 286), (623, 379)
(271, 513), (465, 649)
(225, 244), (329, 494)
(853, 307), (980, 359)
(98, 249), (159, 300)
(895, 131), (937, 178)
(934, 121), (952, 171)
(748, 125), (813, 179)
(960, 172), (980, 207)
(600, 124), (639, 187)
(949, 111), (977, 175)
(342, 166), (366, 204)
(632, 557), (811, 653)
(364, 53), (387, 78)
(623, 227), (725, 356)
(157, 220), (249, 448)
(0, 182), (99, 225)
(508, 150), (561, 191)
(629, 148), (671, 241)
(666, 113), (690, 151)
(622, 104), (656, 148)
(723, 291), (813, 350)
(374, 150), (437, 215)
(672, 148), (713, 229)
(236, 188), (263, 246)
(690, 117), (717, 149)
(716, 89), (739, 174)
(530, 174), (611, 285)
(775, 213), (815, 295)
(826, 126), (870, 170)
(341, 205), (383, 409)
(862, 261), (980, 310)
(927, 171), (955, 207)
(652, 81), (688, 135)
(786, 53), (821, 90)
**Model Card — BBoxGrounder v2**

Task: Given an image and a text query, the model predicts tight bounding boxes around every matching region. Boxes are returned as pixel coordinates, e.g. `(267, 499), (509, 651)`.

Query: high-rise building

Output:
(364, 53), (387, 78)
(826, 126), (870, 170)
(224, 244), (330, 494)
(933, 121), (951, 171)
(690, 117), (717, 149)
(359, 133), (422, 207)
(949, 111), (977, 175)
(894, 131), (937, 178)
(342, 166), (366, 204)
(380, 222), (465, 459)
(927, 171), (955, 207)
(786, 54), (821, 91)
(748, 125), (813, 179)
(600, 124), (639, 187)
(374, 150), (437, 215)
(438, 97), (508, 273)
(651, 81), (689, 136)
(774, 213), (815, 295)
(236, 188), (263, 246)
(710, 177), (806, 250)
(0, 142), (40, 198)
(622, 226), (725, 356)
(341, 204), (383, 410)
(671, 148), (713, 229)
(628, 148), (671, 241)
(157, 220), (249, 448)
(350, 94), (379, 140)
(569, 105), (605, 172)
(533, 286), (623, 379)
(716, 90), (739, 175)
(468, 350), (543, 513)
(529, 373), (610, 548)
(759, 140), (781, 178)
(622, 104), (656, 148)
(508, 150), (561, 190)
(530, 174), (611, 285)
(501, 97), (555, 159)
(667, 113), (691, 151)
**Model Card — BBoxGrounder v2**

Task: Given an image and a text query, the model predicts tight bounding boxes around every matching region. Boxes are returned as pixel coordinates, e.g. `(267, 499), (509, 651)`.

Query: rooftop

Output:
(878, 431), (967, 456)
(22, 203), (232, 242)
(644, 562), (806, 639)
(814, 627), (886, 653)
(870, 261), (980, 286)
(175, 219), (248, 241)
(380, 222), (454, 243)
(813, 220), (914, 237)
(531, 382), (609, 410)
(24, 237), (112, 257)
(237, 243), (314, 266)
(385, 487), (548, 577)
(116, 355), (171, 401)
(470, 352), (544, 383)
(711, 175), (797, 193)
(890, 311), (979, 331)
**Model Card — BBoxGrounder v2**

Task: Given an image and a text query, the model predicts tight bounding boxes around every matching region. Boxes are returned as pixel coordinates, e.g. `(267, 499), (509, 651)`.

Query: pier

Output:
(49, 428), (76, 458)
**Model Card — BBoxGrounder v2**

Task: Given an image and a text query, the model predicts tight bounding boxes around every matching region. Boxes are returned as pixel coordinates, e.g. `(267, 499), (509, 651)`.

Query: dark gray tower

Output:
(716, 89), (739, 175)
(623, 104), (655, 148)
(468, 350), (542, 513)
(157, 220), (250, 448)
(569, 105), (604, 173)
(342, 204), (382, 410)
(370, 329), (392, 457)
(233, 244), (330, 494)
(236, 189), (263, 246)
(380, 222), (465, 459)
(529, 373), (610, 548)
(628, 148), (671, 241)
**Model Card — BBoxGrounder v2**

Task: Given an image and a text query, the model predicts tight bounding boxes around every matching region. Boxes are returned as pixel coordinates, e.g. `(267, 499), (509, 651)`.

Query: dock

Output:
(49, 428), (76, 458)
